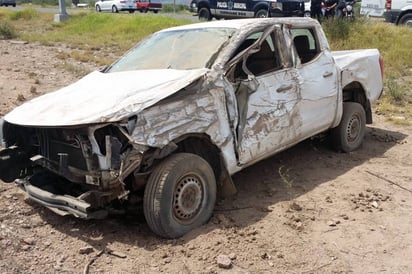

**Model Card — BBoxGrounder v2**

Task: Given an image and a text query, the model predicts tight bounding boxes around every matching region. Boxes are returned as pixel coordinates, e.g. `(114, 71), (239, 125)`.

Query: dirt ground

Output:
(0, 39), (412, 273)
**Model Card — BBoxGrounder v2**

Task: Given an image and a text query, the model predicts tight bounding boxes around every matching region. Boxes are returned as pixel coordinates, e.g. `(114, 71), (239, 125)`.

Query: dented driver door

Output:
(236, 69), (302, 165)
(228, 28), (303, 166)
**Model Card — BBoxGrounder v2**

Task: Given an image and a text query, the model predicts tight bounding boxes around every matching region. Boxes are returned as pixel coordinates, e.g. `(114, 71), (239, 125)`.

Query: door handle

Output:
(323, 71), (333, 78)
(276, 84), (293, 93)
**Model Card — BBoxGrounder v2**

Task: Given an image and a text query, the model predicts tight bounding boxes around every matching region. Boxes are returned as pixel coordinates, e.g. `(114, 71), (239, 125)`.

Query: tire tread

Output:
(144, 153), (215, 238)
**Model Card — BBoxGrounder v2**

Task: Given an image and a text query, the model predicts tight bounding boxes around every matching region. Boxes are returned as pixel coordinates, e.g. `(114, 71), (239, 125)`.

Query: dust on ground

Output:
(0, 40), (411, 273)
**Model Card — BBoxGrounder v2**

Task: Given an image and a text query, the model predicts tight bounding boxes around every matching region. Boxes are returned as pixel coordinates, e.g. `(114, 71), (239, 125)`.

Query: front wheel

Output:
(255, 9), (269, 18)
(198, 7), (211, 21)
(144, 153), (217, 238)
(111, 5), (118, 13)
(331, 102), (366, 152)
(95, 5), (101, 12)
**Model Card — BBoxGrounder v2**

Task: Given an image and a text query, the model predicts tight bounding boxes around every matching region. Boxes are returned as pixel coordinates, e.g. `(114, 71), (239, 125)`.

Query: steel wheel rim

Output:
(347, 113), (361, 143)
(173, 174), (204, 223)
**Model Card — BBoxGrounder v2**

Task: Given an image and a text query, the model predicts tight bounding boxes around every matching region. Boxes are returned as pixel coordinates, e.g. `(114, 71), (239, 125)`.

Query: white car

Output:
(95, 0), (136, 13)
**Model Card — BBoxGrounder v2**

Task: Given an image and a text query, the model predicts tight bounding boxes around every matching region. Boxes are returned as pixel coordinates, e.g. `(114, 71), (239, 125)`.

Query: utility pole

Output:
(54, 0), (69, 23)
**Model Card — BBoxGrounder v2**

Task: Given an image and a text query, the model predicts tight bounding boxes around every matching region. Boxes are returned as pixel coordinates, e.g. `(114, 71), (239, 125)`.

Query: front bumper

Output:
(15, 178), (108, 219)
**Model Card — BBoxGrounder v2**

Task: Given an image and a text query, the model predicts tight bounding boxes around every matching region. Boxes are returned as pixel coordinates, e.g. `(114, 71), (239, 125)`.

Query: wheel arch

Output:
(397, 10), (412, 24)
(196, 0), (211, 12)
(342, 81), (372, 124)
(254, 3), (270, 13)
(137, 133), (236, 197)
(174, 133), (236, 197)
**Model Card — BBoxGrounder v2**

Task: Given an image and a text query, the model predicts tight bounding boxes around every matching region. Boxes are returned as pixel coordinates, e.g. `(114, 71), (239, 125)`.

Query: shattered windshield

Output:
(106, 28), (236, 72)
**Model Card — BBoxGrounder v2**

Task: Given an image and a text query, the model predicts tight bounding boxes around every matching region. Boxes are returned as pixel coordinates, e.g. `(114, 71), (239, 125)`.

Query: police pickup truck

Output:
(190, 0), (305, 20)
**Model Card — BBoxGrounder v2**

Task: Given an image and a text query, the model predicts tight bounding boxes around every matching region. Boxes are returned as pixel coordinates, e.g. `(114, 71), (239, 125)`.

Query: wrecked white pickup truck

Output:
(0, 18), (383, 238)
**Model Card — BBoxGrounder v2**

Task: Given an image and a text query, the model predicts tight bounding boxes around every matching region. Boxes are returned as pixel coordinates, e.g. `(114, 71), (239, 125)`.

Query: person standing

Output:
(336, 0), (347, 17)
(324, 0), (338, 17)
(311, 0), (323, 20)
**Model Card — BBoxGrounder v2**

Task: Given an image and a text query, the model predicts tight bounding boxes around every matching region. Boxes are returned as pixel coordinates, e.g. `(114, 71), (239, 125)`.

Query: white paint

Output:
(5, 69), (208, 126)
(332, 49), (383, 103)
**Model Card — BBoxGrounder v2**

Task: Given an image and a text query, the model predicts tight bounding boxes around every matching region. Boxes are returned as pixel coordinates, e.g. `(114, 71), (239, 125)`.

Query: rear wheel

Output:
(399, 13), (412, 27)
(198, 7), (211, 21)
(255, 9), (268, 18)
(111, 5), (118, 13)
(144, 153), (216, 238)
(331, 102), (366, 152)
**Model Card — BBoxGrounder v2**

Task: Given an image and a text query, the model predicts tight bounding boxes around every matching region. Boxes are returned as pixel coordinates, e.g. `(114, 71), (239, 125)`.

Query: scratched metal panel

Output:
(332, 49), (383, 102)
(236, 69), (303, 165)
(130, 85), (233, 148)
(4, 69), (209, 126)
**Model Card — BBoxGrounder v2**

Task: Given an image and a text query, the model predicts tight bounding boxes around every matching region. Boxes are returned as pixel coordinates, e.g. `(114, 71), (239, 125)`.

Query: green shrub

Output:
(8, 8), (39, 20)
(322, 17), (351, 41)
(386, 75), (405, 103)
(0, 20), (17, 39)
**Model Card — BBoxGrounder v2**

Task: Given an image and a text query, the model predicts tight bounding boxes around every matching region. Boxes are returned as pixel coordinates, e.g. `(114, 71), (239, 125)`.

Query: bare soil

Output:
(1, 40), (412, 273)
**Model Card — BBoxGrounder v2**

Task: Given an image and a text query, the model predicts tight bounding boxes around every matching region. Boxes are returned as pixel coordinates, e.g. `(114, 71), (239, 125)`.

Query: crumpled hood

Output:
(5, 68), (209, 127)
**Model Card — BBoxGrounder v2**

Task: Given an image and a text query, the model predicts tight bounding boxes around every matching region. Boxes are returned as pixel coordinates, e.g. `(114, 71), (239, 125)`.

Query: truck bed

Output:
(332, 49), (383, 103)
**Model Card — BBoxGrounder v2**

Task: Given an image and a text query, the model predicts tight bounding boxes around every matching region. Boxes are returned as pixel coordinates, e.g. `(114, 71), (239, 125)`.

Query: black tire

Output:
(95, 4), (101, 12)
(399, 13), (412, 27)
(112, 5), (118, 13)
(144, 153), (217, 238)
(331, 102), (366, 152)
(198, 7), (211, 21)
(255, 9), (268, 18)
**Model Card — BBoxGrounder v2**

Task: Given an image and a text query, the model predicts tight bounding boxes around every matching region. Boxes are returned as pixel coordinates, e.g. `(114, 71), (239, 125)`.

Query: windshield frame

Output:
(105, 27), (237, 73)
